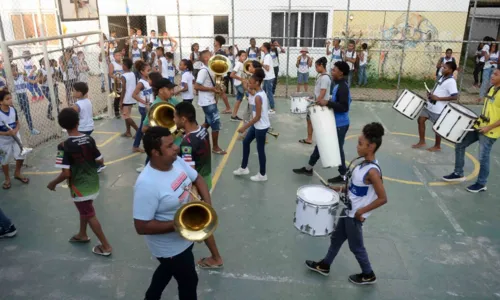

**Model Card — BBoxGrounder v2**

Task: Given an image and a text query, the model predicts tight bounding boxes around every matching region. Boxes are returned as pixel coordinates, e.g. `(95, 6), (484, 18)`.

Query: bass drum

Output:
(308, 104), (341, 168)
(294, 185), (340, 237)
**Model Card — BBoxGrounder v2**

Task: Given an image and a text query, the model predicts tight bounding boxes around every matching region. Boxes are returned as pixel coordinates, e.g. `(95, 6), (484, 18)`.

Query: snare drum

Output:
(294, 184), (339, 236)
(433, 103), (478, 143)
(393, 89), (427, 120)
(290, 92), (313, 114)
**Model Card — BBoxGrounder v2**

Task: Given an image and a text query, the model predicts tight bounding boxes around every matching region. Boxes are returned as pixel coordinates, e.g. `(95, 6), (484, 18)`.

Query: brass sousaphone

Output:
(208, 54), (231, 99)
(148, 103), (218, 242)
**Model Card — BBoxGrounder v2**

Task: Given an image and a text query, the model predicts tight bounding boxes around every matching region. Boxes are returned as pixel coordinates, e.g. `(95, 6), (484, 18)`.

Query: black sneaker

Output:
(348, 272), (377, 285)
(305, 260), (330, 276)
(293, 167), (313, 176)
(230, 116), (243, 122)
(328, 175), (346, 184)
(0, 224), (17, 238)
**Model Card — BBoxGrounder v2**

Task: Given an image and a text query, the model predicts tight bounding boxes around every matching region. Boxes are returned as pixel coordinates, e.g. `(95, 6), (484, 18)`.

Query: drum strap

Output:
(431, 75), (453, 94)
(482, 86), (500, 118)
(342, 157), (383, 209)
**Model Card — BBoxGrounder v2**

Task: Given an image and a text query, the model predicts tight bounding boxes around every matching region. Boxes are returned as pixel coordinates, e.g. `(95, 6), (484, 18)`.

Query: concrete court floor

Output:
(1, 98), (500, 300)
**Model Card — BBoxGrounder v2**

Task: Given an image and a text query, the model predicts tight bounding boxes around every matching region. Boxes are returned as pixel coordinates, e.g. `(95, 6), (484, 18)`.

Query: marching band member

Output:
(305, 122), (387, 285)
(261, 42), (276, 114)
(412, 61), (458, 152)
(120, 58), (138, 138)
(108, 48), (124, 118)
(233, 68), (270, 182)
(194, 50), (227, 155)
(230, 50), (248, 121)
(299, 57), (331, 145)
(132, 60), (152, 153)
(442, 67), (500, 193)
(174, 101), (224, 268)
(133, 126), (212, 300)
(0, 91), (30, 189)
(212, 35), (232, 114)
(293, 61), (352, 184)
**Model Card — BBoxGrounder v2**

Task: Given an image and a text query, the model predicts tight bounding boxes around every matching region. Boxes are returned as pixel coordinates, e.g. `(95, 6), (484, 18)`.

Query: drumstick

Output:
(464, 128), (477, 132)
(424, 82), (431, 94)
(313, 170), (329, 187)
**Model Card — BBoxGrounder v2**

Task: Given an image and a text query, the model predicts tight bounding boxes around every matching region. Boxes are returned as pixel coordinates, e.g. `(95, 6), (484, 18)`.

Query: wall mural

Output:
(333, 11), (467, 79)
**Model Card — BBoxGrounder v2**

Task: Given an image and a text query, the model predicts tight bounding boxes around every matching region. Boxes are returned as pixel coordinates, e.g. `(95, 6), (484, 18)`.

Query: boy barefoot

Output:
(47, 108), (112, 257)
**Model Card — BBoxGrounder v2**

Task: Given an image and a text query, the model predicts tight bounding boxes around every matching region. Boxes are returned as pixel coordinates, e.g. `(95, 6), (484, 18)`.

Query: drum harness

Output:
(338, 156), (383, 217)
(479, 86), (500, 124)
(428, 75), (454, 105)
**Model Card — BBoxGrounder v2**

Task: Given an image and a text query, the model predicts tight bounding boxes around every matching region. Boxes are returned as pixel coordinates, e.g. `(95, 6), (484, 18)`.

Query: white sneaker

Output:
(268, 110), (276, 115)
(233, 167), (250, 176)
(250, 173), (268, 182)
(136, 165), (145, 173)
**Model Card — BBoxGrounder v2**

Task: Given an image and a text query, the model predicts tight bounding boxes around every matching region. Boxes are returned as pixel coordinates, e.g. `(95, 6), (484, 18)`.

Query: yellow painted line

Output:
(94, 131), (121, 134)
(97, 133), (121, 148)
(211, 123), (242, 193)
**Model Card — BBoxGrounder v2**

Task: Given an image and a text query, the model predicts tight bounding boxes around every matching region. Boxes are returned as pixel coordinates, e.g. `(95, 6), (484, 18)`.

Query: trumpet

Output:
(109, 73), (123, 98)
(1, 121), (32, 156)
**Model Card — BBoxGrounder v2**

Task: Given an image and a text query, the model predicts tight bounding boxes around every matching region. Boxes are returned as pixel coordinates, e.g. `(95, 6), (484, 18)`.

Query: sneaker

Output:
(97, 165), (107, 173)
(442, 172), (465, 182)
(233, 167), (250, 176)
(328, 175), (346, 184)
(250, 173), (267, 182)
(348, 272), (377, 285)
(230, 116), (243, 122)
(0, 224), (17, 238)
(292, 167), (313, 176)
(30, 129), (40, 135)
(466, 183), (487, 193)
(305, 260), (330, 276)
(268, 110), (276, 115)
(136, 165), (145, 173)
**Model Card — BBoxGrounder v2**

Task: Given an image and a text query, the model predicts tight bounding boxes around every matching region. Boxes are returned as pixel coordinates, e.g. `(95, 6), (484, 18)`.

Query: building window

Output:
(214, 15), (229, 35)
(10, 13), (58, 45)
(271, 12), (328, 48)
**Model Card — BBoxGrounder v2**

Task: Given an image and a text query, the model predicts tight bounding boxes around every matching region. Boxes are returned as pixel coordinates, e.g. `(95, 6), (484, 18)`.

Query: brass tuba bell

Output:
(208, 54), (231, 96)
(174, 195), (218, 242)
(243, 60), (253, 78)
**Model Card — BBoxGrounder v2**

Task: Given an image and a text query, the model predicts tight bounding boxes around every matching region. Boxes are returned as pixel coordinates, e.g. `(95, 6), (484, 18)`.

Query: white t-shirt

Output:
(122, 72), (137, 105)
(360, 50), (368, 67)
(181, 71), (194, 100)
(251, 90), (270, 130)
(139, 78), (153, 107)
(0, 107), (19, 144)
(298, 56), (309, 73)
(133, 158), (198, 258)
(480, 44), (490, 63)
(131, 48), (141, 63)
(427, 76), (458, 114)
(14, 75), (27, 94)
(166, 60), (175, 78)
(40, 68), (49, 87)
(232, 61), (244, 86)
(76, 98), (94, 132)
(160, 57), (169, 79)
(271, 49), (281, 67)
(345, 50), (357, 70)
(262, 53), (275, 80)
(485, 51), (499, 69)
(196, 66), (216, 107)
(346, 161), (381, 219)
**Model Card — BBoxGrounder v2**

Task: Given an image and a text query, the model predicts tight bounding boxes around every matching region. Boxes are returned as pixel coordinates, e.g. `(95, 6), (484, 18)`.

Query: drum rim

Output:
(447, 102), (478, 119)
(396, 89), (427, 102)
(297, 184), (339, 206)
(293, 226), (334, 237)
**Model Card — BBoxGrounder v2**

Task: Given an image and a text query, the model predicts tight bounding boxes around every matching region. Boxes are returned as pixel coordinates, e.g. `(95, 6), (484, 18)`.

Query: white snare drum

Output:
(294, 185), (340, 236)
(308, 105), (341, 168)
(290, 92), (313, 114)
(433, 103), (478, 143)
(393, 89), (426, 120)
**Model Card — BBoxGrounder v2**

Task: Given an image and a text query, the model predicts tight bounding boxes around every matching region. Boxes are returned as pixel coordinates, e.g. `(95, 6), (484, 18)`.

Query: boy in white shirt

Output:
(260, 42), (276, 114)
(344, 40), (357, 87)
(230, 50), (248, 121)
(165, 52), (176, 82)
(412, 61), (458, 152)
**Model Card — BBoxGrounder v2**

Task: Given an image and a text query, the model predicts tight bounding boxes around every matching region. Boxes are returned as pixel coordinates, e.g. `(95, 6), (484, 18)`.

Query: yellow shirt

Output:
(475, 86), (500, 139)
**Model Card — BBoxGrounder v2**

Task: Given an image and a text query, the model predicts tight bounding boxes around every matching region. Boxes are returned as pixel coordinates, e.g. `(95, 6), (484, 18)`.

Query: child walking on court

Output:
(233, 68), (270, 182)
(47, 108), (112, 257)
(0, 91), (30, 190)
(70, 82), (106, 172)
(305, 122), (388, 285)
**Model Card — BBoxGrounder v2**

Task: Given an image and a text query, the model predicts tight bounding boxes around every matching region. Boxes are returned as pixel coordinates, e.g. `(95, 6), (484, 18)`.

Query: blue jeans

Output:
(100, 73), (105, 90)
(308, 125), (349, 175)
(133, 106), (147, 148)
(323, 209), (372, 274)
(0, 207), (13, 232)
(16, 93), (34, 131)
(41, 86), (60, 117)
(263, 79), (275, 109)
(347, 72), (353, 87)
(241, 126), (268, 175)
(454, 131), (497, 186)
(79, 130), (94, 135)
(202, 104), (221, 131)
(358, 65), (367, 86)
(479, 67), (495, 99)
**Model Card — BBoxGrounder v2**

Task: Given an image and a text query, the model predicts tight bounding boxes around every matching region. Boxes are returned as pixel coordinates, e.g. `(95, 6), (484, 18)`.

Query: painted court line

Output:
(412, 165), (465, 233)
(211, 123), (242, 193)
(367, 105), (391, 134)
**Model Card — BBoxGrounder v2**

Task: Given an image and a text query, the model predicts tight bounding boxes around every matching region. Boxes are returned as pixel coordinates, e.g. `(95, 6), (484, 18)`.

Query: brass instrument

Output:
(174, 186), (218, 242)
(109, 72), (123, 98)
(148, 101), (185, 137)
(243, 60), (253, 78)
(208, 54), (231, 97)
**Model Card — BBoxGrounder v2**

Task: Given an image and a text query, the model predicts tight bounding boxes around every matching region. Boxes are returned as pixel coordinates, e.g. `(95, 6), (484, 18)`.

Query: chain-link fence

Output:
(0, 0), (498, 148)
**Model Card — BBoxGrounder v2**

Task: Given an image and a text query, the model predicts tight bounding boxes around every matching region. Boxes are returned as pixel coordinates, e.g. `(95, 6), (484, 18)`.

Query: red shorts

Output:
(74, 200), (96, 218)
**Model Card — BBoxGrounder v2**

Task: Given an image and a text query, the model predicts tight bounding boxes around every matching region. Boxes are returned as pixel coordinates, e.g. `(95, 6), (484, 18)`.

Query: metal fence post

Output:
(176, 0), (183, 59)
(37, 0), (58, 122)
(125, 0), (131, 54)
(458, 0), (478, 103)
(285, 0), (292, 98)
(395, 0), (412, 100)
(344, 0), (350, 46)
(231, 0), (235, 50)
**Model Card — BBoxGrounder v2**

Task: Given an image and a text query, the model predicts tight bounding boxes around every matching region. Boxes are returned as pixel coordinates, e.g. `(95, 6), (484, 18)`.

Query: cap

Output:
(153, 78), (177, 89)
(300, 47), (309, 53)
